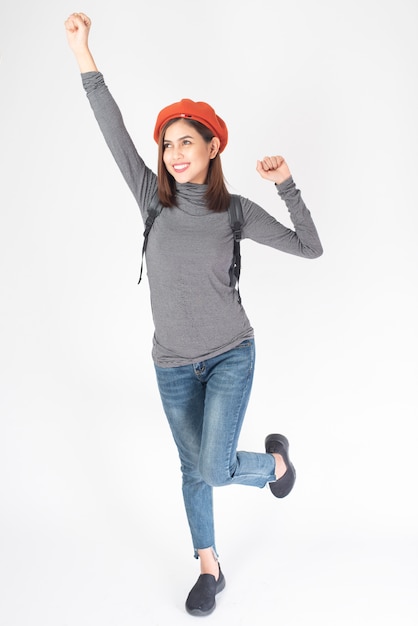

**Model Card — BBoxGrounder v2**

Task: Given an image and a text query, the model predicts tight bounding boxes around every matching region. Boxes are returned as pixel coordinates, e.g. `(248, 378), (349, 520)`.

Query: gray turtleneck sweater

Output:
(81, 72), (323, 367)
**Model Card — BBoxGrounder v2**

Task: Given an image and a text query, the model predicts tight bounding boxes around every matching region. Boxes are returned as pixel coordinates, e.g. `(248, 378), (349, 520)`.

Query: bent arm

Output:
(242, 178), (323, 259)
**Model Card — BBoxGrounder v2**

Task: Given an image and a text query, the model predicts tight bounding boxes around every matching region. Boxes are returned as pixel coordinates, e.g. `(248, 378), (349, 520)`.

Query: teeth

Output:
(174, 164), (188, 171)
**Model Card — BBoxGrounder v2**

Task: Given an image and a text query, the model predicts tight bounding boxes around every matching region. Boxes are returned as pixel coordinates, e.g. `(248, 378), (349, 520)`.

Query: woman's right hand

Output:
(64, 12), (92, 53)
(64, 12), (98, 73)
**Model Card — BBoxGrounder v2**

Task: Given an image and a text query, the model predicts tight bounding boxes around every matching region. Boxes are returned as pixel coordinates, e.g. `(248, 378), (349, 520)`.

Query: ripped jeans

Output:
(154, 339), (276, 558)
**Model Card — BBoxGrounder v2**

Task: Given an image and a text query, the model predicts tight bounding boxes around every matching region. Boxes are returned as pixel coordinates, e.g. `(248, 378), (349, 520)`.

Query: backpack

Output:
(138, 190), (244, 303)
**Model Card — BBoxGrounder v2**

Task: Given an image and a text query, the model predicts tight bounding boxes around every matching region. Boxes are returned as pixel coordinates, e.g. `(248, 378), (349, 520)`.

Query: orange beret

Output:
(154, 98), (228, 153)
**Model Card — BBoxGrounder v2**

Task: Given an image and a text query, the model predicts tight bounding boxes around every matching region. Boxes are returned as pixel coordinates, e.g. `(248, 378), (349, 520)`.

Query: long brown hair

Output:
(157, 118), (230, 213)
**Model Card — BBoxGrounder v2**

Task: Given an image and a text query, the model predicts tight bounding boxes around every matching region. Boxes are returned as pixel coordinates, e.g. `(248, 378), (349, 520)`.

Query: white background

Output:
(1, 1), (417, 624)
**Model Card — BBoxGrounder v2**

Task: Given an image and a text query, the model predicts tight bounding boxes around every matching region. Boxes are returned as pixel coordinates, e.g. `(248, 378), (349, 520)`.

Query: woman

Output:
(64, 12), (323, 617)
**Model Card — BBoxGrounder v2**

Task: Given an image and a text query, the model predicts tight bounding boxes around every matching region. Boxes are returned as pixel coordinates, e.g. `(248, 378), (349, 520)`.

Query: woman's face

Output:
(162, 119), (220, 184)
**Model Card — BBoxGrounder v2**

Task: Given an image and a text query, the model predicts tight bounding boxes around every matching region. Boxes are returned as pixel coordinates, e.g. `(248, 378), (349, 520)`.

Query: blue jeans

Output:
(154, 339), (276, 558)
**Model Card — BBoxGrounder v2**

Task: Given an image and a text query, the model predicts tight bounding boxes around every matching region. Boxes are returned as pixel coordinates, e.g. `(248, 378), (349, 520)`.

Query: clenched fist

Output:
(256, 155), (291, 185)
(64, 12), (97, 73)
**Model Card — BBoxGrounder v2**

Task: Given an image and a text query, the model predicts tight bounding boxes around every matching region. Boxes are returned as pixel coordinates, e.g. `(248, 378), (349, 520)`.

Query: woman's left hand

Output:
(256, 155), (292, 184)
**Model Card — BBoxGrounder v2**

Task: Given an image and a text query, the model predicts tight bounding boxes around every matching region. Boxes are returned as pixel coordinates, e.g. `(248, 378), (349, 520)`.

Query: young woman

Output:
(65, 12), (323, 617)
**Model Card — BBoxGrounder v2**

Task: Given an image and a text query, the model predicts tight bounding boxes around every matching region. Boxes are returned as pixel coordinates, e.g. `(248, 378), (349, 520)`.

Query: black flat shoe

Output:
(265, 433), (296, 498)
(185, 566), (226, 616)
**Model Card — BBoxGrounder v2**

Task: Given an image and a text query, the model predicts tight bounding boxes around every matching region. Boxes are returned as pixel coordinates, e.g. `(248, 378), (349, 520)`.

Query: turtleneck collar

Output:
(175, 182), (209, 209)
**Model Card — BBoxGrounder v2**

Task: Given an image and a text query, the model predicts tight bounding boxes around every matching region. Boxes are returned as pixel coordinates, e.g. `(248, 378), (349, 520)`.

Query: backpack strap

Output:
(138, 190), (161, 284)
(228, 194), (244, 304)
(138, 192), (244, 304)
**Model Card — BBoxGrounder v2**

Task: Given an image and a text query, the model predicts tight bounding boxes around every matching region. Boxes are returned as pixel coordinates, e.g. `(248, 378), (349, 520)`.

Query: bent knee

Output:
(199, 462), (232, 487)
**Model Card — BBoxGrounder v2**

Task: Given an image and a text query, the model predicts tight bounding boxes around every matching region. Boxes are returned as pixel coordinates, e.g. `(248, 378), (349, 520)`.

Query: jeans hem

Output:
(194, 545), (219, 560)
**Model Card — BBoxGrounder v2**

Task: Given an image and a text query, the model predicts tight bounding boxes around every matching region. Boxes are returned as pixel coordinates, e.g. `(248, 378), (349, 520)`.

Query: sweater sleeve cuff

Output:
(275, 176), (295, 197)
(81, 71), (105, 94)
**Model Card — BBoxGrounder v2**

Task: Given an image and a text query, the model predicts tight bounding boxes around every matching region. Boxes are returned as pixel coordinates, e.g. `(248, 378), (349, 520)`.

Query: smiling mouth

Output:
(173, 163), (190, 172)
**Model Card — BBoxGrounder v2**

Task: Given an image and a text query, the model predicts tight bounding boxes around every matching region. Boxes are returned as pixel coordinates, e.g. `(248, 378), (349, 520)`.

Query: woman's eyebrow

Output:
(165, 134), (194, 143)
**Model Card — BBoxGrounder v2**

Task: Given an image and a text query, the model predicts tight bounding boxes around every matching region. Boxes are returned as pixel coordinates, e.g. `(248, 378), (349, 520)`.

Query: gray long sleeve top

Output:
(81, 72), (323, 367)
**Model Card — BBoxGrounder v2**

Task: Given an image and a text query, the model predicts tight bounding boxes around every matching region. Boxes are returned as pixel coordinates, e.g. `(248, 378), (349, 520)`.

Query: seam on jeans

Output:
(224, 343), (255, 479)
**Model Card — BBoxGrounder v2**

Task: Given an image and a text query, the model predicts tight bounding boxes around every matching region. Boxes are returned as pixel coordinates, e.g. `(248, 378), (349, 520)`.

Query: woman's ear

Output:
(209, 137), (221, 159)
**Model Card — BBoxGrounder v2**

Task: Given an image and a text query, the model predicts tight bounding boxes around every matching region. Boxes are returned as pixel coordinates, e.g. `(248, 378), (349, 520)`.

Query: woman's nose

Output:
(173, 144), (183, 159)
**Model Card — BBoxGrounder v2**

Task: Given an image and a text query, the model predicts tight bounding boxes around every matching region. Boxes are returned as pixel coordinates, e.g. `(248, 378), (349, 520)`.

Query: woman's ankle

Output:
(198, 548), (220, 579)
(272, 452), (287, 480)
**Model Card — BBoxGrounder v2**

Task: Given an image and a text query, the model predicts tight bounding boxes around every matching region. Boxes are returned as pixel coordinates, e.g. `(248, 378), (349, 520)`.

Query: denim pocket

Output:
(236, 339), (254, 349)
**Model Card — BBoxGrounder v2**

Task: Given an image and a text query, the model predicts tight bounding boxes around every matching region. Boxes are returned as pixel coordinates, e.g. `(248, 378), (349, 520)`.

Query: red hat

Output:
(154, 98), (228, 153)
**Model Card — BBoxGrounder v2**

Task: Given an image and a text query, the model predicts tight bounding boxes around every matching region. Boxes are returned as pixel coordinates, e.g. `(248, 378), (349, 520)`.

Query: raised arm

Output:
(63, 12), (157, 218)
(64, 12), (98, 73)
(240, 156), (323, 258)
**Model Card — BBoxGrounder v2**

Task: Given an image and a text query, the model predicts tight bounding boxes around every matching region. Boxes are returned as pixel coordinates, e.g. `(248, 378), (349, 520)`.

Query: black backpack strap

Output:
(228, 195), (244, 304)
(138, 192), (244, 300)
(138, 190), (161, 284)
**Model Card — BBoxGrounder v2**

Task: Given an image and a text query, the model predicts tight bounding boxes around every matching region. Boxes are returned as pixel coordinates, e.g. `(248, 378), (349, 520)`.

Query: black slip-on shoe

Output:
(265, 433), (296, 498)
(185, 566), (226, 616)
